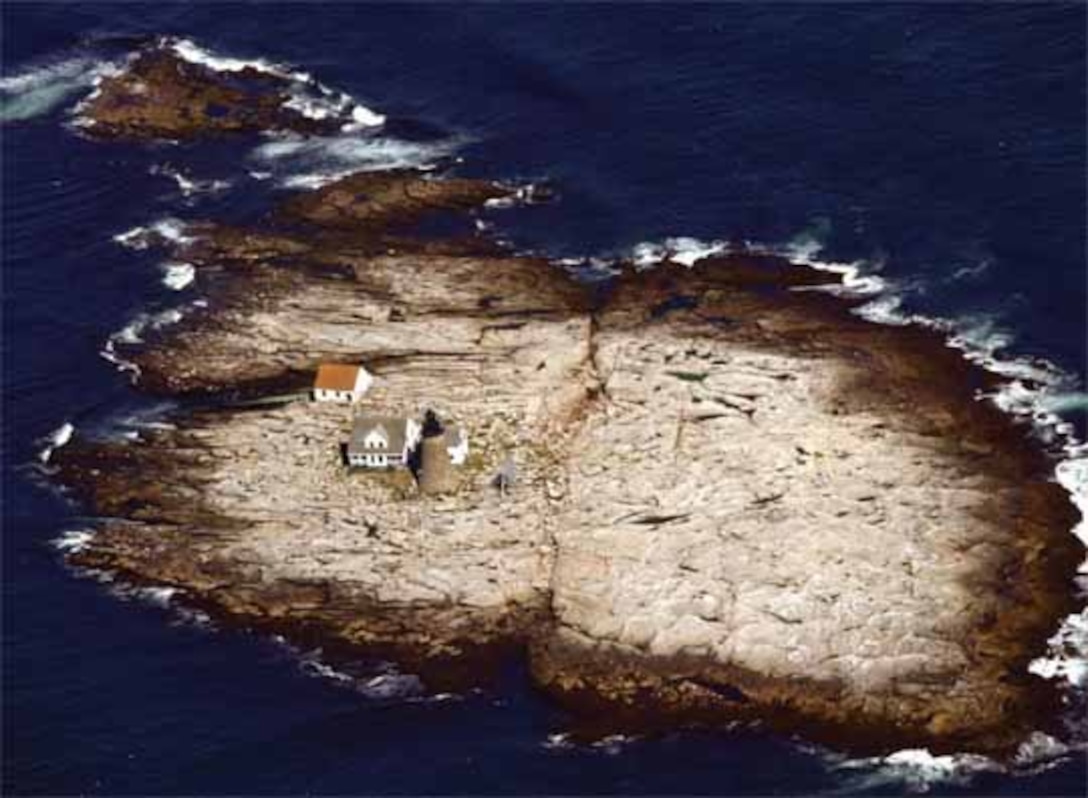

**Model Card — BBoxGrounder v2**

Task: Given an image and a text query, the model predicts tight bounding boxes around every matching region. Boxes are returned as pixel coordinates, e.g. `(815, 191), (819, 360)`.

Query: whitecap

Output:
(160, 262), (195, 291)
(37, 422), (74, 464)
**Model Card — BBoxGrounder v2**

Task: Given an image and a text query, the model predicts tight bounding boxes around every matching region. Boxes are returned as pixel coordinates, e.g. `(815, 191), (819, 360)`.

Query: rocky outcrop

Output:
(77, 47), (336, 139)
(55, 155), (1084, 757)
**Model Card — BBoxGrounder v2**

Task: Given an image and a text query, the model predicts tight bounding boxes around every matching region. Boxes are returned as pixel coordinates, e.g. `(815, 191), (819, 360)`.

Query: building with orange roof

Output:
(312, 363), (373, 403)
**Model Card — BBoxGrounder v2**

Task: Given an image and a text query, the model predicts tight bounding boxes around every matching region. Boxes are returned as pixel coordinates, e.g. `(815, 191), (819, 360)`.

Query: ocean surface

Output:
(2, 3), (1086, 795)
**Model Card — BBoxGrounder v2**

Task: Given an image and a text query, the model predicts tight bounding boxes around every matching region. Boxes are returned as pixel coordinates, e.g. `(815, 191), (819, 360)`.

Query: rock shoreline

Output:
(54, 41), (1085, 759)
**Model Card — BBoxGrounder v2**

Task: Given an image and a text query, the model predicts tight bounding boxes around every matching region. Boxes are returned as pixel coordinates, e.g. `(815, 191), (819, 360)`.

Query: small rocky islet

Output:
(53, 40), (1084, 758)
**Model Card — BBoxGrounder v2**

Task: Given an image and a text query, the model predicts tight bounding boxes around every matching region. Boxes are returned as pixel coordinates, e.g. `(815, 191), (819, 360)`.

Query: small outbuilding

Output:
(313, 364), (372, 403)
(347, 415), (421, 469)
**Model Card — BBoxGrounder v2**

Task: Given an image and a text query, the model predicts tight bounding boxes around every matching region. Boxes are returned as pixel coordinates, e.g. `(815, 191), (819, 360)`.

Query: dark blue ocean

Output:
(3, 4), (1086, 795)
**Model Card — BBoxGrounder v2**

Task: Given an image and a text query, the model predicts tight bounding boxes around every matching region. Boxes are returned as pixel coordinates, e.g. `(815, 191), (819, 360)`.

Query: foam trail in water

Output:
(37, 422), (74, 464)
(250, 133), (461, 189)
(1, 56), (122, 122)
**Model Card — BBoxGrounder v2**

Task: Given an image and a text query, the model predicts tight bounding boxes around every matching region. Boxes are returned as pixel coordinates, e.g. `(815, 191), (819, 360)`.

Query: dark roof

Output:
(348, 415), (410, 455)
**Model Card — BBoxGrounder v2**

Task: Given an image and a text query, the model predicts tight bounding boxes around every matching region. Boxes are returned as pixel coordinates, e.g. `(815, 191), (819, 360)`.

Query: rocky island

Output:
(54, 41), (1084, 759)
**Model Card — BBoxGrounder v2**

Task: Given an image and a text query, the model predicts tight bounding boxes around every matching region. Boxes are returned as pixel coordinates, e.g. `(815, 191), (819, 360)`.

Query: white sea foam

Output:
(37, 422), (75, 464)
(541, 732), (574, 751)
(782, 237), (887, 297)
(149, 164), (231, 198)
(100, 306), (189, 378)
(300, 657), (355, 684)
(1030, 455), (1088, 688)
(165, 37), (384, 130)
(358, 672), (425, 699)
(52, 528), (95, 554)
(626, 237), (728, 270)
(1, 55), (121, 122)
(832, 748), (1001, 793)
(298, 653), (425, 699)
(160, 262), (196, 291)
(590, 734), (637, 755)
(250, 133), (459, 189)
(110, 582), (180, 609)
(113, 218), (193, 251)
(558, 255), (622, 281)
(168, 38), (287, 76)
(483, 182), (551, 210)
(1013, 731), (1074, 770)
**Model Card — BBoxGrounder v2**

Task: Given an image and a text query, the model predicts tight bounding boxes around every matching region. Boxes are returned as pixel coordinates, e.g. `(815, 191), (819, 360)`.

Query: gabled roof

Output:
(315, 363), (362, 391)
(349, 415), (410, 454)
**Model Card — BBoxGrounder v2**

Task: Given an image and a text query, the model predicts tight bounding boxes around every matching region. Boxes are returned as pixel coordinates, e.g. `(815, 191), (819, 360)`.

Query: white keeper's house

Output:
(347, 415), (422, 469)
(313, 363), (373, 403)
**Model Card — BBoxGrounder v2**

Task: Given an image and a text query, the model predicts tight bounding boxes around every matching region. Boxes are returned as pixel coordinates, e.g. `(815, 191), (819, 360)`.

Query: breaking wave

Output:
(629, 237), (728, 269)
(100, 302), (203, 378)
(249, 132), (462, 189)
(165, 37), (385, 131)
(828, 731), (1076, 794)
(830, 748), (1002, 794)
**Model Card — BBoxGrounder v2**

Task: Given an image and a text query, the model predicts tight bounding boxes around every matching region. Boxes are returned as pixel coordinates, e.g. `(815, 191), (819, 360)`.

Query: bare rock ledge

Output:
(55, 168), (1083, 759)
